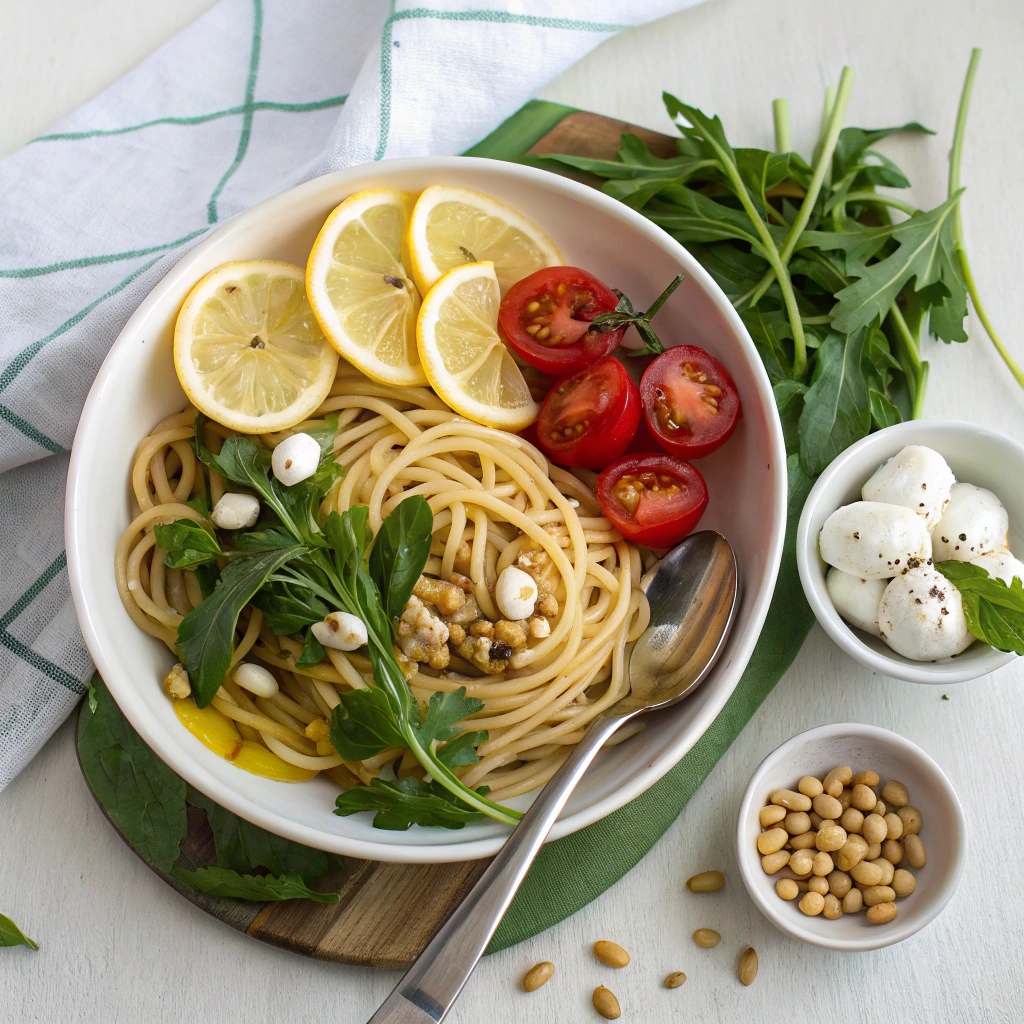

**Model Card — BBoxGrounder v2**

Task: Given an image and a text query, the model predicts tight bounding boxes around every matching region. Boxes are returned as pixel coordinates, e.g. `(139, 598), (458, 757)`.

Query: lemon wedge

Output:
(173, 260), (338, 434)
(306, 187), (426, 387)
(416, 261), (539, 430)
(407, 185), (562, 297)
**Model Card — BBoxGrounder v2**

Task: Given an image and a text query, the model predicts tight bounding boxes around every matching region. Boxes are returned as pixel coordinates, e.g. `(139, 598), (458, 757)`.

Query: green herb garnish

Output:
(538, 51), (1020, 473)
(170, 866), (340, 903)
(590, 273), (685, 356)
(935, 561), (1024, 655)
(0, 914), (38, 951)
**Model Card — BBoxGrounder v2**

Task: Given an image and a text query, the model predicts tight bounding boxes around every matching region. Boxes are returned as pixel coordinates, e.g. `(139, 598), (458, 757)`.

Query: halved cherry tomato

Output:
(536, 357), (640, 469)
(640, 346), (741, 459)
(499, 267), (623, 376)
(596, 453), (708, 548)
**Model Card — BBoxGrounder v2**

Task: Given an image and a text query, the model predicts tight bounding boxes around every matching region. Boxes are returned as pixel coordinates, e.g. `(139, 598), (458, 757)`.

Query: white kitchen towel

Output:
(0, 0), (704, 791)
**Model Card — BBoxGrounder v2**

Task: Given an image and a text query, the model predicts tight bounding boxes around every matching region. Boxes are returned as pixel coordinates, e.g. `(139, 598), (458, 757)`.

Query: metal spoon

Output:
(366, 531), (739, 1024)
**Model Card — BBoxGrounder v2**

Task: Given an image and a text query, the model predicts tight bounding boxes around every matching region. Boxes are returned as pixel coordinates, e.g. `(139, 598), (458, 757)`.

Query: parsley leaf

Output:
(935, 561), (1024, 654)
(153, 519), (222, 569)
(369, 494), (434, 621)
(329, 687), (406, 761)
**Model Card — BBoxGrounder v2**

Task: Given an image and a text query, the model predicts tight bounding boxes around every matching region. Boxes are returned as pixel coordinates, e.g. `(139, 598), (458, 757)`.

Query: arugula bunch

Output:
(156, 416), (521, 830)
(538, 51), (1022, 476)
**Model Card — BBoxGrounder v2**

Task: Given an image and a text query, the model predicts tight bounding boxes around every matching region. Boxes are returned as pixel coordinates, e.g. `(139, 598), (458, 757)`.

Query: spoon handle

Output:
(365, 711), (629, 1024)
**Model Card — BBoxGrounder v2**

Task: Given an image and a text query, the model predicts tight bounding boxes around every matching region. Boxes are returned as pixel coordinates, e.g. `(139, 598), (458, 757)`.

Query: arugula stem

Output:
(773, 98), (791, 153)
(888, 301), (928, 418)
(948, 48), (1024, 389)
(844, 191), (918, 218)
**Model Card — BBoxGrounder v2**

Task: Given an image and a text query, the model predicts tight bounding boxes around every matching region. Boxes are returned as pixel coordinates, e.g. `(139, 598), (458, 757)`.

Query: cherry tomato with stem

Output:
(640, 345), (740, 459)
(535, 357), (640, 469)
(596, 453), (708, 548)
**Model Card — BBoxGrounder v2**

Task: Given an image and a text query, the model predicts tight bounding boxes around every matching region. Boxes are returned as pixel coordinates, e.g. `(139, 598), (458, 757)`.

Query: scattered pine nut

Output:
(738, 947), (758, 986)
(592, 986), (621, 1019)
(693, 928), (721, 948)
(593, 941), (630, 968)
(522, 961), (554, 992)
(904, 833), (927, 868)
(664, 971), (687, 989)
(686, 870), (725, 892)
(867, 902), (899, 924)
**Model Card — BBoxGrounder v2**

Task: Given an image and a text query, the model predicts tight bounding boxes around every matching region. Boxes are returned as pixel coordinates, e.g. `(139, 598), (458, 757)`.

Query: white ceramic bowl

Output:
(737, 723), (966, 951)
(66, 157), (786, 863)
(796, 420), (1023, 684)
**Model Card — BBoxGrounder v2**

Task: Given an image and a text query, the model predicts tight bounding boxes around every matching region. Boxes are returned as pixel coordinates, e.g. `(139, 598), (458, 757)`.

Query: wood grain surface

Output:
(2, 2), (1024, 1023)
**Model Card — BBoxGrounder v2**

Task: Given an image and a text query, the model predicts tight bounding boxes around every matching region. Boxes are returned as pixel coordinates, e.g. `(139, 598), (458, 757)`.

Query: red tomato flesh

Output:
(499, 267), (623, 376)
(536, 357), (640, 469)
(640, 346), (741, 459)
(596, 453), (708, 548)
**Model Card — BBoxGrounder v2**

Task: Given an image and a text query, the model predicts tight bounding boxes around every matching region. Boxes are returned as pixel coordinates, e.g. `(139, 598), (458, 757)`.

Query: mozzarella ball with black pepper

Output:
(861, 445), (955, 528)
(819, 501), (932, 578)
(271, 432), (322, 486)
(969, 549), (1024, 586)
(932, 483), (1009, 561)
(826, 567), (888, 636)
(877, 566), (974, 660)
(211, 492), (260, 530)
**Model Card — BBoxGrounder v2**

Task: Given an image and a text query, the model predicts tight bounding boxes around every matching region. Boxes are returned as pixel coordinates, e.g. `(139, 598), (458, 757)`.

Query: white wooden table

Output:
(2, 1), (1022, 1021)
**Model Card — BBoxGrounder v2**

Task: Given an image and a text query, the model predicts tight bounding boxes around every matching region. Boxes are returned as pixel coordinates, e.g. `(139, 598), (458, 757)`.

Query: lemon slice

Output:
(407, 185), (562, 297)
(306, 188), (426, 387)
(417, 261), (539, 430)
(174, 260), (338, 434)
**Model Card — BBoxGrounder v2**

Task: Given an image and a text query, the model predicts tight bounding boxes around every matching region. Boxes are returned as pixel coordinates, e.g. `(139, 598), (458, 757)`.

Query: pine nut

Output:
(784, 811), (812, 836)
(904, 833), (927, 868)
(799, 891), (825, 916)
(738, 947), (758, 986)
(687, 870), (726, 892)
(872, 857), (895, 886)
(770, 789), (812, 811)
(798, 776), (824, 798)
(838, 787), (853, 811)
(891, 869), (917, 897)
(812, 793), (843, 820)
(757, 827), (789, 855)
(880, 780), (909, 808)
(874, 799), (887, 816)
(823, 894), (843, 919)
(834, 834), (868, 871)
(865, 842), (882, 861)
(827, 870), (852, 897)
(808, 875), (829, 895)
(592, 986), (621, 1019)
(867, 902), (899, 924)
(812, 851), (834, 876)
(761, 850), (791, 874)
(776, 878), (800, 900)
(884, 812), (904, 840)
(862, 885), (896, 907)
(522, 961), (554, 991)
(815, 824), (848, 852)
(789, 831), (818, 850)
(759, 805), (786, 827)
(862, 813), (887, 844)
(789, 849), (815, 877)
(839, 807), (864, 834)
(842, 888), (864, 914)
(852, 770), (880, 787)
(881, 839), (904, 865)
(693, 928), (721, 948)
(594, 941), (630, 968)
(823, 766), (852, 797)
(664, 971), (687, 989)
(850, 860), (884, 886)
(851, 784), (878, 812)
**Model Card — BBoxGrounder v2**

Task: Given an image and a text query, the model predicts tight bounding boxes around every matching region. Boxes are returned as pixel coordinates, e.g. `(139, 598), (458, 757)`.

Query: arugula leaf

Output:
(436, 730), (487, 770)
(296, 628), (326, 669)
(187, 787), (344, 879)
(252, 580), (329, 636)
(177, 547), (303, 707)
(334, 777), (484, 831)
(185, 494), (210, 517)
(77, 674), (186, 873)
(772, 379), (807, 455)
(153, 519), (222, 569)
(935, 562), (1024, 654)
(830, 192), (964, 334)
(172, 866), (340, 903)
(798, 331), (871, 476)
(329, 687), (406, 761)
(369, 494), (434, 621)
(0, 914), (38, 951)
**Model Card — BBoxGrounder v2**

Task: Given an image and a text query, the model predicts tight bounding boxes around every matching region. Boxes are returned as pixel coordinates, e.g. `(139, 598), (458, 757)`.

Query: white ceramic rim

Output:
(66, 156), (787, 862)
(796, 419), (1019, 684)
(735, 722), (967, 951)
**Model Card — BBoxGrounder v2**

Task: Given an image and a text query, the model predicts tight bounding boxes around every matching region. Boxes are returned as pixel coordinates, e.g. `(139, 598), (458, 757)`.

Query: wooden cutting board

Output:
(79, 109), (678, 970)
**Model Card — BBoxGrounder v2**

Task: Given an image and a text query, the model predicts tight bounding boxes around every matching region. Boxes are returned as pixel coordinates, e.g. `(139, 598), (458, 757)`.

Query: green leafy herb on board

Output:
(538, 50), (1020, 476)
(77, 675), (187, 873)
(171, 867), (340, 903)
(935, 561), (1024, 655)
(334, 777), (488, 831)
(0, 914), (38, 951)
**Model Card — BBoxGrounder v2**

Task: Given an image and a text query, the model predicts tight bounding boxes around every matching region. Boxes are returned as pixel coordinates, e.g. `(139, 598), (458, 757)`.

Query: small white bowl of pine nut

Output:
(736, 723), (966, 951)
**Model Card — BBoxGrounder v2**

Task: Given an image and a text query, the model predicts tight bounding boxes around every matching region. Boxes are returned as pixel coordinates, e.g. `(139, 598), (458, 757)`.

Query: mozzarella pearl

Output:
(819, 501), (932, 579)
(210, 492), (260, 530)
(271, 432), (322, 486)
(312, 611), (368, 652)
(931, 482), (1009, 561)
(826, 567), (888, 636)
(495, 566), (539, 621)
(878, 566), (974, 661)
(970, 549), (1024, 586)
(233, 662), (279, 698)
(861, 445), (955, 529)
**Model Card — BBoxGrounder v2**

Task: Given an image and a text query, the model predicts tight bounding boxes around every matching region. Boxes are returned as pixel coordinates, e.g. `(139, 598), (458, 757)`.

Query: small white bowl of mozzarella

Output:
(797, 421), (1024, 684)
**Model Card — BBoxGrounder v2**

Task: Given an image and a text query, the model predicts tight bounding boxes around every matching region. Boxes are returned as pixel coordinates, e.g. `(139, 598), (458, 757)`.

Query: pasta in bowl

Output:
(67, 157), (787, 861)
